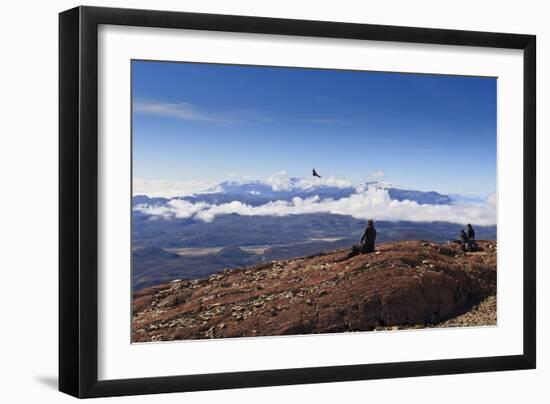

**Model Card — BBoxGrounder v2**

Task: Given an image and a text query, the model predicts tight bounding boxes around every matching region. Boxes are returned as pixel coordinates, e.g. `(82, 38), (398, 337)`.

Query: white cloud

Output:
(266, 171), (353, 191)
(370, 170), (385, 178)
(135, 199), (209, 219)
(134, 99), (273, 125)
(486, 192), (497, 207)
(134, 99), (226, 123)
(267, 171), (292, 191)
(134, 186), (496, 226)
(133, 179), (215, 198)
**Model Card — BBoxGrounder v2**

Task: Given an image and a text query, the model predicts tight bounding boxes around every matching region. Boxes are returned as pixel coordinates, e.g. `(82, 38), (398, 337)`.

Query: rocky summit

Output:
(132, 240), (497, 342)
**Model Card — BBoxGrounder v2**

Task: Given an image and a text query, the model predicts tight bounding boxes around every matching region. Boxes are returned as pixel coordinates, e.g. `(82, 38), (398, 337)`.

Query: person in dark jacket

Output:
(467, 224), (475, 241)
(466, 223), (477, 250)
(347, 220), (377, 258)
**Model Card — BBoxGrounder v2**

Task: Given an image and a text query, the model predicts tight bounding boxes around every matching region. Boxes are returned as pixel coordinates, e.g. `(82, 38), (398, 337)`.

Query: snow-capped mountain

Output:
(133, 178), (453, 207)
(206, 177), (357, 203)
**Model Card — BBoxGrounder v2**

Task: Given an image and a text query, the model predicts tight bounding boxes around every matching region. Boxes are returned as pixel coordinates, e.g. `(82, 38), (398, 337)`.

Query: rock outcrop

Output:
(132, 240), (497, 342)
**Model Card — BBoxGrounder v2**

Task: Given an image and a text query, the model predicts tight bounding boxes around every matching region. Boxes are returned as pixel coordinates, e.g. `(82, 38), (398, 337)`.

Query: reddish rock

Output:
(157, 289), (193, 308)
(132, 240), (497, 342)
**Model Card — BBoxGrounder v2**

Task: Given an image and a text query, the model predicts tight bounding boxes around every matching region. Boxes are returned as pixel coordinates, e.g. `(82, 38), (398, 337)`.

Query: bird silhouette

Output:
(312, 168), (322, 178)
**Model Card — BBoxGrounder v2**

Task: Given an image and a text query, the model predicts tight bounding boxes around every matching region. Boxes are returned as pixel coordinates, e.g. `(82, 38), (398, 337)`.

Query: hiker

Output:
(347, 219), (376, 259)
(467, 223), (477, 250)
(458, 229), (469, 252)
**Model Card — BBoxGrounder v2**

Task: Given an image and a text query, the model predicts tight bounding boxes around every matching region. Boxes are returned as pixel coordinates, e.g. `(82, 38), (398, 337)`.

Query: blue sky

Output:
(132, 60), (496, 195)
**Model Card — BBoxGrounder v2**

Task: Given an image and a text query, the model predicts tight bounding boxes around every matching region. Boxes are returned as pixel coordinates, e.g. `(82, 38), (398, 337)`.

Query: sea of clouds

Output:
(134, 185), (497, 226)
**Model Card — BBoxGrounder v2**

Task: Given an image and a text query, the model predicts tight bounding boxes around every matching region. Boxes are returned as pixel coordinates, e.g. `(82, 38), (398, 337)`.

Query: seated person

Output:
(347, 219), (376, 259)
(458, 229), (469, 252)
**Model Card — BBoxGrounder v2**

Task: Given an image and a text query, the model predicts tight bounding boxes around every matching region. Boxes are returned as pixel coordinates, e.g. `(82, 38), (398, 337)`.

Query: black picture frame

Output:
(59, 5), (536, 398)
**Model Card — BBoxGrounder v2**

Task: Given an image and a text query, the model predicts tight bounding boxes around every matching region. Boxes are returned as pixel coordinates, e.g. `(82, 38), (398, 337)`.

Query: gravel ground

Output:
(435, 295), (497, 328)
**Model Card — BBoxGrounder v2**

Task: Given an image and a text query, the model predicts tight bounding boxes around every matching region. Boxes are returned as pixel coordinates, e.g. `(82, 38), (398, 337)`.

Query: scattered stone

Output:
(132, 240), (497, 342)
(436, 295), (497, 328)
(157, 290), (192, 308)
(438, 246), (456, 256)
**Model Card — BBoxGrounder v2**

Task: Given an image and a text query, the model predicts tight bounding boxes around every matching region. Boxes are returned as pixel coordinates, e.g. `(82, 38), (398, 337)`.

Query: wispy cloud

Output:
(370, 170), (385, 178)
(134, 99), (230, 123)
(134, 99), (354, 126)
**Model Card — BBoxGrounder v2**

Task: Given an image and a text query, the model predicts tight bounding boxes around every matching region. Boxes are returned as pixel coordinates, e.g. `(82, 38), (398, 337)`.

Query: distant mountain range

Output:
(133, 179), (453, 207)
